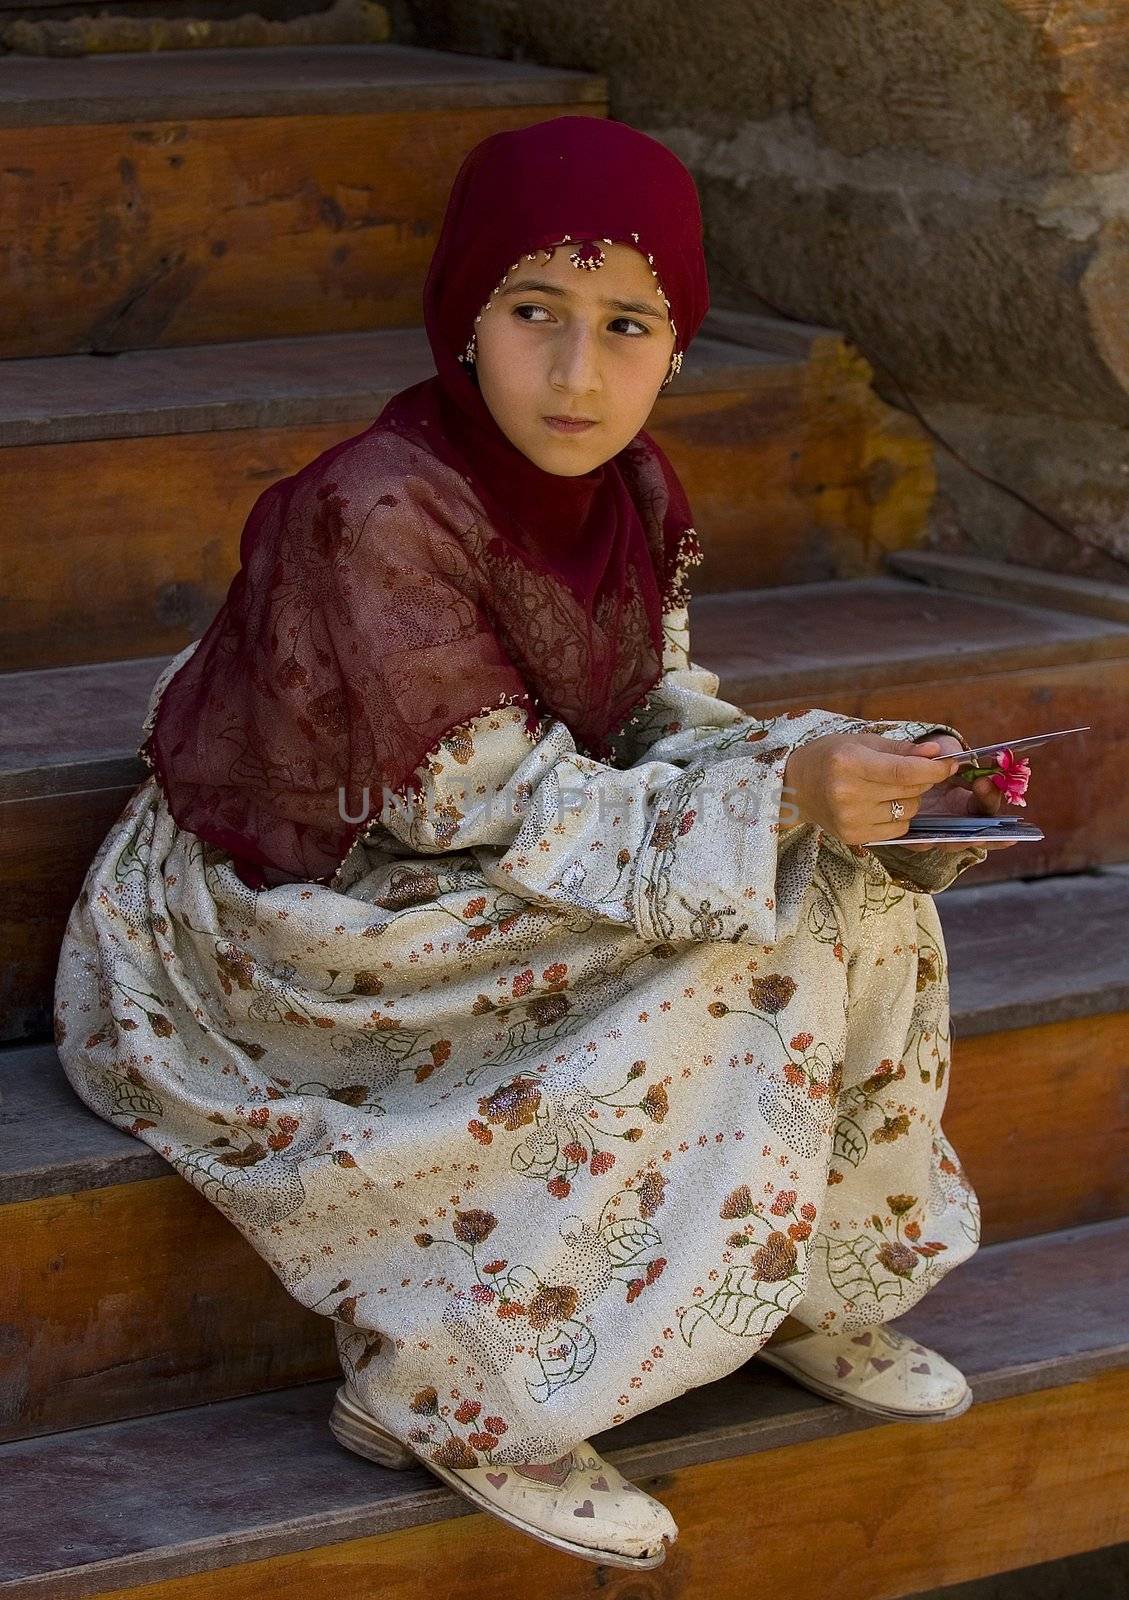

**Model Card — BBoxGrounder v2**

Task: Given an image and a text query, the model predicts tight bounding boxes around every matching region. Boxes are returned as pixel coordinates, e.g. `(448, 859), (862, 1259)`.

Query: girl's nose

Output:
(550, 328), (600, 394)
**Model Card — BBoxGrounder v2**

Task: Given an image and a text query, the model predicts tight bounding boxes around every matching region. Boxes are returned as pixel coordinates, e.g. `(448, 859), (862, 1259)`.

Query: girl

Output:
(55, 116), (1014, 1571)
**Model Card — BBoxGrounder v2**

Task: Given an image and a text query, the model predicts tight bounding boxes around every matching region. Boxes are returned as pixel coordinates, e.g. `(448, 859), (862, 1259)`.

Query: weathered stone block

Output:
(918, 401), (1129, 579)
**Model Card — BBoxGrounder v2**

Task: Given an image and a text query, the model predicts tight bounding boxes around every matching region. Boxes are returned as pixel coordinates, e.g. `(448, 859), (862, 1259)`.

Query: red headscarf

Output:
(142, 116), (711, 888)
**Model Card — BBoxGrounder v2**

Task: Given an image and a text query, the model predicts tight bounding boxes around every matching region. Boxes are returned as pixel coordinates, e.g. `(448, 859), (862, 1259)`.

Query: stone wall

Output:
(391, 0), (1129, 579)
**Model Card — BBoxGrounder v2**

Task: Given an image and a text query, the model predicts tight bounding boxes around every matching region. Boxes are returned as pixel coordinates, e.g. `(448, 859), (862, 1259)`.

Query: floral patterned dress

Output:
(54, 601), (988, 1469)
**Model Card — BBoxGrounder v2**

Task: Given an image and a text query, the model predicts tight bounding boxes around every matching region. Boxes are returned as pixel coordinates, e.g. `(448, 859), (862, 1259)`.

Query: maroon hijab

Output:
(142, 116), (711, 888)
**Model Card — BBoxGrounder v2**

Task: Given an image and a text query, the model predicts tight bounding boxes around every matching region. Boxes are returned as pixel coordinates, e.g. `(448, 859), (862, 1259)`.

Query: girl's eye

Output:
(512, 305), (649, 337)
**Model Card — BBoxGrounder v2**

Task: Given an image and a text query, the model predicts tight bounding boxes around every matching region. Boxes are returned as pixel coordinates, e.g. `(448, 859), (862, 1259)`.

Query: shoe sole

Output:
(328, 1386), (671, 1570)
(756, 1350), (975, 1422)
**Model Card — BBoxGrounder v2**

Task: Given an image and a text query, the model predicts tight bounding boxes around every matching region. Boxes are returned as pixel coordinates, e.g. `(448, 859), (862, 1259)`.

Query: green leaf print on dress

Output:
(678, 1180), (810, 1346)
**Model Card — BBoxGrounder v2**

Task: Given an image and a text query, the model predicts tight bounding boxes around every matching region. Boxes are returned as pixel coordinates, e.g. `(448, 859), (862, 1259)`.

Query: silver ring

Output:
(890, 799), (905, 820)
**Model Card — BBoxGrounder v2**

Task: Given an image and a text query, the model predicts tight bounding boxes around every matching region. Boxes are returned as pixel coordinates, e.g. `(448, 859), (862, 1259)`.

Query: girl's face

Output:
(473, 241), (677, 477)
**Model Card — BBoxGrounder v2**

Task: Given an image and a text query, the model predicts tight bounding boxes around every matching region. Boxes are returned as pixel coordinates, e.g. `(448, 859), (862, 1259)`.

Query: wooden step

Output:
(0, 44), (605, 358)
(5, 871), (1126, 1442)
(3, 576), (1127, 1039)
(0, 312), (934, 670)
(2, 1218), (1125, 1599)
(886, 549), (1129, 626)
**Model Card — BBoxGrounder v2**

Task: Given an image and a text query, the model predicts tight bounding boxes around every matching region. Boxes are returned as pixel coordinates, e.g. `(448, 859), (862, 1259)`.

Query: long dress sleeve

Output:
(367, 602), (985, 949)
(603, 602), (989, 899)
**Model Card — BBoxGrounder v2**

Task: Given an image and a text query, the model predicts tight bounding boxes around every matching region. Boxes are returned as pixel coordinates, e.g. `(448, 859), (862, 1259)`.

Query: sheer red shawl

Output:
(141, 116), (711, 888)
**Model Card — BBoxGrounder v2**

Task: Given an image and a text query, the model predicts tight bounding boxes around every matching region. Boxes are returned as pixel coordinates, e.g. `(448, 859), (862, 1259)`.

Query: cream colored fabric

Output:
(55, 604), (986, 1466)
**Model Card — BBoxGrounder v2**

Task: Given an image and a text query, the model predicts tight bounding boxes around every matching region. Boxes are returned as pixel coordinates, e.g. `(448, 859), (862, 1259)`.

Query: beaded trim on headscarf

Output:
(457, 234), (684, 388)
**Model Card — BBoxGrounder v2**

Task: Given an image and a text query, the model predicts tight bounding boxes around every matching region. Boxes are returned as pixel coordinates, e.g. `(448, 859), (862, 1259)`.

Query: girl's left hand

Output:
(896, 732), (1019, 852)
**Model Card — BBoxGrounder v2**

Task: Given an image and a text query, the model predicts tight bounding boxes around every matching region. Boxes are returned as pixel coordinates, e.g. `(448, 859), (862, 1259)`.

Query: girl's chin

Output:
(520, 436), (618, 475)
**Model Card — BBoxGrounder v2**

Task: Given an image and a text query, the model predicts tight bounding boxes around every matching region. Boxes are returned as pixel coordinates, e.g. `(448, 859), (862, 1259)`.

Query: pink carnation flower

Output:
(989, 748), (1031, 806)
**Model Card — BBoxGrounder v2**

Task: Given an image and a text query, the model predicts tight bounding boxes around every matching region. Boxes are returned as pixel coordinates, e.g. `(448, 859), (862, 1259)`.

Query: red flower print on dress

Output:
(750, 1231), (797, 1281)
(873, 1114), (911, 1144)
(590, 1150), (616, 1176)
(478, 1077), (541, 1131)
(770, 1189), (797, 1217)
(747, 974), (796, 1013)
(452, 1209), (497, 1244)
(640, 1083), (668, 1122)
(432, 1436), (478, 1468)
(877, 1241), (918, 1278)
(638, 1171), (666, 1218)
(720, 1185), (754, 1219)
(527, 1284), (579, 1330)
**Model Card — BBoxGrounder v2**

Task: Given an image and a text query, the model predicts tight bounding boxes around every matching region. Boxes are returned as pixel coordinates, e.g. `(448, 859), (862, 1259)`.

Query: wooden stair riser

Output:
(23, 1368), (1129, 1600)
(2, 1176), (335, 1447)
(2, 787), (128, 1045)
(1, 104), (601, 359)
(0, 377), (933, 672)
(747, 659), (1126, 883)
(6, 1003), (1125, 1442)
(946, 1010), (1129, 1246)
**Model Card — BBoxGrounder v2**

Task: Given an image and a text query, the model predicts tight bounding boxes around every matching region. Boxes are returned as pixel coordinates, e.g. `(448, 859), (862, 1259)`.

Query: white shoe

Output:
(329, 1385), (677, 1568)
(756, 1323), (973, 1421)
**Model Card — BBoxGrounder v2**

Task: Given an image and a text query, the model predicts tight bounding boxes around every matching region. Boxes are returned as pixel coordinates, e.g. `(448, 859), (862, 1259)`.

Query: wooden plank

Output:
(0, 657), (163, 771)
(887, 549), (1129, 626)
(2, 1177), (336, 1445)
(29, 1371), (1127, 1600)
(0, 44), (607, 126)
(938, 873), (1129, 1035)
(0, 328), (781, 448)
(0, 787), (139, 1044)
(946, 1010), (1129, 1245)
(0, 101), (603, 357)
(1, 1217), (1125, 1593)
(703, 577), (1129, 698)
(0, 342), (936, 669)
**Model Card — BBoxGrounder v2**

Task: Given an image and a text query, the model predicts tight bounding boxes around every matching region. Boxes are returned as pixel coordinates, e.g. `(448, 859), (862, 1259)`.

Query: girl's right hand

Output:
(780, 732), (965, 846)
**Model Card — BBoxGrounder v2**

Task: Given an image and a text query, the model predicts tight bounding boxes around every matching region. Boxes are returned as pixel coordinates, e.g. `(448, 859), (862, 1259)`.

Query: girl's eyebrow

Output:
(499, 277), (668, 320)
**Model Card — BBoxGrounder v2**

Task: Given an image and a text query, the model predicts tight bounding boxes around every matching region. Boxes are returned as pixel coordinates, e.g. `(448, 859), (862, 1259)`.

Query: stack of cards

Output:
(866, 815), (1045, 847)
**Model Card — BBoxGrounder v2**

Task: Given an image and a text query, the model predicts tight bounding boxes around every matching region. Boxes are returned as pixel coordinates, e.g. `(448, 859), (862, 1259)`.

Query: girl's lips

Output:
(544, 416), (598, 433)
